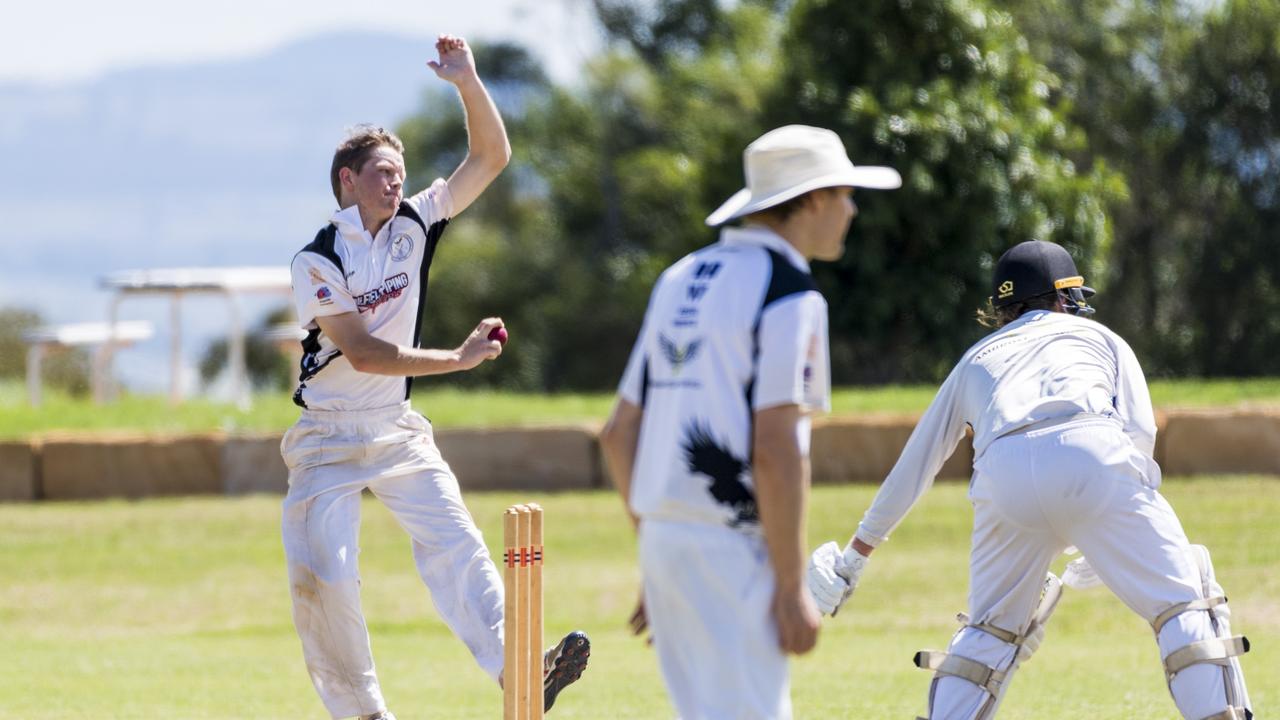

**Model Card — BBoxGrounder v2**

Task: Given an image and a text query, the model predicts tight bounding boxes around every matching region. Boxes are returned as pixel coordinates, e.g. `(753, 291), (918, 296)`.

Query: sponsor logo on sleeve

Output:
(316, 286), (333, 305)
(804, 335), (818, 390)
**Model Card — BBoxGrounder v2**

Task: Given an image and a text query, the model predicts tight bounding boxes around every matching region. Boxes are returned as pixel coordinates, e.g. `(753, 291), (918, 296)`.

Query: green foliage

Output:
(1004, 0), (1280, 377)
(400, 19), (784, 390)
(0, 480), (1274, 717)
(769, 0), (1119, 382)
(392, 1), (1279, 390)
(1174, 0), (1280, 375)
(0, 307), (90, 396)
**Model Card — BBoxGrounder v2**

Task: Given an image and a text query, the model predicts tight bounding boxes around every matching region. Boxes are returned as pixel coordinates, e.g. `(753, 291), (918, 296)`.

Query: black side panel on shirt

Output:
(293, 327), (344, 408)
(743, 248), (821, 453)
(291, 224), (346, 408)
(761, 249), (820, 309)
(297, 224), (344, 277)
(403, 200), (450, 400)
(640, 358), (650, 408)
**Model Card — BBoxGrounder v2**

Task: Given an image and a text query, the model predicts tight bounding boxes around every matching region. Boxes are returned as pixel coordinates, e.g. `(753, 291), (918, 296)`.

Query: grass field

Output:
(3, 377), (1280, 439)
(1, 478), (1274, 718)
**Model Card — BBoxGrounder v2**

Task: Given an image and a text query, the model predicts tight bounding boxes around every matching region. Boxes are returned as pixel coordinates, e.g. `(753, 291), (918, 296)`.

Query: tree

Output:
(766, 0), (1119, 382)
(0, 307), (90, 396)
(1004, 0), (1280, 377)
(400, 20), (785, 390)
(1173, 0), (1280, 375)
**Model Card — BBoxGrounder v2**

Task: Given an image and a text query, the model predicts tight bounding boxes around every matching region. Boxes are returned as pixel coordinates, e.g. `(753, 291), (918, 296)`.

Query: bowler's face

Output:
(349, 145), (405, 221)
(813, 187), (857, 262)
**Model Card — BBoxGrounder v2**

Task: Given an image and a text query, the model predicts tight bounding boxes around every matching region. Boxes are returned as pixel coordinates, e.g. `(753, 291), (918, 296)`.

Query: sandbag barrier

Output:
(1, 412), (1276, 501)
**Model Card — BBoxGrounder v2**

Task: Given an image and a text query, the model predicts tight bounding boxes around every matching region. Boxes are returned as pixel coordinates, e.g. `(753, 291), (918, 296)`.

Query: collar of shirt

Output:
(331, 205), (378, 243)
(720, 225), (811, 273)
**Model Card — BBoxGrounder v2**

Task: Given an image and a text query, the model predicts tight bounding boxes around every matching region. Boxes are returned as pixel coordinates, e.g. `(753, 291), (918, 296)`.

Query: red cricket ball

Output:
(488, 326), (508, 344)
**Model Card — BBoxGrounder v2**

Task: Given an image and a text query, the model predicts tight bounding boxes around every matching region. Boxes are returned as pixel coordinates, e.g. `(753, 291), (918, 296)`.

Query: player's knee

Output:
(914, 624), (1020, 720)
(290, 561), (361, 601)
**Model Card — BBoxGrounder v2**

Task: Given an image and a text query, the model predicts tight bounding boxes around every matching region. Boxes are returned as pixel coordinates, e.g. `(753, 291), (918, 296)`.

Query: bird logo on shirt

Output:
(659, 333), (702, 375)
(390, 233), (414, 262)
(682, 422), (758, 528)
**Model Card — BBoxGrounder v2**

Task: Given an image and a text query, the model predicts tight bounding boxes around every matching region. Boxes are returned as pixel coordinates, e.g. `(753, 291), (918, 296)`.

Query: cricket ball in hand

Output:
(488, 327), (508, 344)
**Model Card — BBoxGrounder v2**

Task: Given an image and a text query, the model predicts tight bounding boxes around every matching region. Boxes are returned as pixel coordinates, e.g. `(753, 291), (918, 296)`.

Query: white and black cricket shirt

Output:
(289, 179), (452, 410)
(855, 310), (1159, 547)
(618, 226), (832, 535)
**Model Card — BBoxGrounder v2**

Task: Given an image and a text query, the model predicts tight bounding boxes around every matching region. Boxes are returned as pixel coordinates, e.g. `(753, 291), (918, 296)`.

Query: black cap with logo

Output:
(991, 240), (1095, 315)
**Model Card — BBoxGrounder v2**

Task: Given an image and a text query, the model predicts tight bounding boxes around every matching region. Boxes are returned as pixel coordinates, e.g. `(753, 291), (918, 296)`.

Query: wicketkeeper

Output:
(807, 240), (1252, 719)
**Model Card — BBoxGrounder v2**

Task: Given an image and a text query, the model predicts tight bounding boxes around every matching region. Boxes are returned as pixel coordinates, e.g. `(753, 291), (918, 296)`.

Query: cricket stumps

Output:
(504, 503), (544, 720)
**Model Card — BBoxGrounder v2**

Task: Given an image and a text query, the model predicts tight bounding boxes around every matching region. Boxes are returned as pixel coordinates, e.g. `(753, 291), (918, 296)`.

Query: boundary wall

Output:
(1, 411), (1276, 501)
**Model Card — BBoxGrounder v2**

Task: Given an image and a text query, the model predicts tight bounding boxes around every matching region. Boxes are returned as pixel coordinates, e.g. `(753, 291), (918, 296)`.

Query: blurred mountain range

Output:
(0, 32), (458, 393)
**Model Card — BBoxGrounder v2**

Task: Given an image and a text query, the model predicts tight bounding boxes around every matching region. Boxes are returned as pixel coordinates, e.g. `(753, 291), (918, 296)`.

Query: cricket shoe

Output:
(543, 630), (590, 711)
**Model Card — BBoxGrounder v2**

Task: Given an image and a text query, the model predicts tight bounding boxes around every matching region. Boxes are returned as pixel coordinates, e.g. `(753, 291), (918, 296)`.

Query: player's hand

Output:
(807, 541), (850, 615)
(428, 34), (478, 85)
(806, 541), (869, 616)
(456, 317), (504, 370)
(628, 590), (652, 645)
(771, 582), (821, 655)
(1062, 554), (1102, 590)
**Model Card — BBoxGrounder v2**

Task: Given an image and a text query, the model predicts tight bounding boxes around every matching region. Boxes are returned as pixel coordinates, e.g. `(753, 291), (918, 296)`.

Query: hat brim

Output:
(705, 166), (902, 226)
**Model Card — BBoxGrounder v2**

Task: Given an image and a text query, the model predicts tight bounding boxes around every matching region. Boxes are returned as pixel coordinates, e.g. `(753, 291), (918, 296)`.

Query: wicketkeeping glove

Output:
(1061, 547), (1103, 590)
(806, 541), (870, 616)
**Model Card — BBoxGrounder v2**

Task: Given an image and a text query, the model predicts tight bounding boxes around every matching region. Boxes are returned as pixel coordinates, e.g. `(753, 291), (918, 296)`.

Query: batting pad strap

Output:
(969, 622), (1020, 645)
(914, 650), (1005, 693)
(1152, 596), (1228, 634)
(1198, 707), (1250, 720)
(1164, 636), (1250, 679)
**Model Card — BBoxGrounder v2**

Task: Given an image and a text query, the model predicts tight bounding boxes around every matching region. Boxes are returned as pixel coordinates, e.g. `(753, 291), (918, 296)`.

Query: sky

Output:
(0, 0), (600, 86)
(0, 0), (604, 398)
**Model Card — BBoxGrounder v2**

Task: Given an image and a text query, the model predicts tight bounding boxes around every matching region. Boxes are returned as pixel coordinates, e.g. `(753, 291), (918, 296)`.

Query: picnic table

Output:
(22, 321), (154, 406)
(99, 266), (293, 407)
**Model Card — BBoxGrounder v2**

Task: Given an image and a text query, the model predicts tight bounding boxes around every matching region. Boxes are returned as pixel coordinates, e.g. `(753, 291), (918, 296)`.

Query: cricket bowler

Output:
(281, 35), (587, 720)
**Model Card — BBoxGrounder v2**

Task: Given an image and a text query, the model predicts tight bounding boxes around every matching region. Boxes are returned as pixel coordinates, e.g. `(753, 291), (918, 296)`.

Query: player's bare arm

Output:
(753, 403), (821, 655)
(316, 312), (504, 376)
(600, 397), (649, 639)
(600, 398), (643, 529)
(429, 34), (511, 216)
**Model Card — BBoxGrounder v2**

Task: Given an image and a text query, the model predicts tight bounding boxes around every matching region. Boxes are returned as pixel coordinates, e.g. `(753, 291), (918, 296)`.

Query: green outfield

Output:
(0, 478), (1273, 718)
(2, 377), (1280, 438)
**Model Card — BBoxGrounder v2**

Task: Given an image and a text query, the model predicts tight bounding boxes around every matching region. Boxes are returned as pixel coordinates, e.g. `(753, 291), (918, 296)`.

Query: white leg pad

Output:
(917, 625), (1016, 720)
(1154, 545), (1252, 720)
(916, 574), (1062, 720)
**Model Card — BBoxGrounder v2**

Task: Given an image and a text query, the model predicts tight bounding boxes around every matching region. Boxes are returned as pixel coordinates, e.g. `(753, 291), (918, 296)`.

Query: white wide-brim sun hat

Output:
(705, 125), (902, 226)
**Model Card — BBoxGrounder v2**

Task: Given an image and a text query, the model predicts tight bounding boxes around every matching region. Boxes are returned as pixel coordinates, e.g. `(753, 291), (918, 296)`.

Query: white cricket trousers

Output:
(280, 402), (505, 719)
(639, 519), (791, 720)
(931, 417), (1242, 720)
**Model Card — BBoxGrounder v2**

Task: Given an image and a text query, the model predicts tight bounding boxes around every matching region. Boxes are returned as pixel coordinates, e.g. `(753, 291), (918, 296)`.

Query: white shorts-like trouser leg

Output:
(281, 402), (505, 719)
(929, 418), (1233, 720)
(639, 519), (790, 720)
